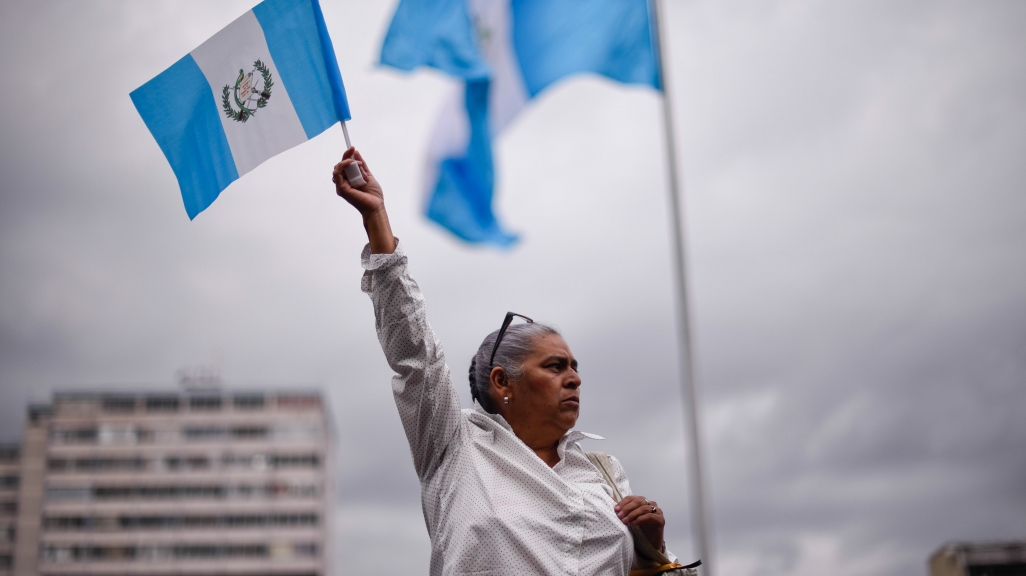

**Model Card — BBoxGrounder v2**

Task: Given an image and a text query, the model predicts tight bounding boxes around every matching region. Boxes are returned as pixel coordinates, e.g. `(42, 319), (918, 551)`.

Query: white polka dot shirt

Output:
(361, 242), (674, 576)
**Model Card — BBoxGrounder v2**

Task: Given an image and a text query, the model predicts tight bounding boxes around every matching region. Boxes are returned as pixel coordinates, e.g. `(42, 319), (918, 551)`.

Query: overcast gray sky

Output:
(1, 1), (1024, 575)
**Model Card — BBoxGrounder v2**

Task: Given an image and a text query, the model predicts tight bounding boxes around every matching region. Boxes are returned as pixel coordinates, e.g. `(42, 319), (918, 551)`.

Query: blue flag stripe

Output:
(130, 55), (238, 220)
(511, 0), (659, 97)
(254, 0), (350, 139)
(312, 0), (352, 123)
(426, 81), (517, 247)
(379, 0), (491, 80)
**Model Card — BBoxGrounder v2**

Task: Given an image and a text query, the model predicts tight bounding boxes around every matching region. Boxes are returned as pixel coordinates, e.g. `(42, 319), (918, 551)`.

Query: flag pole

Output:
(340, 120), (366, 186)
(649, 0), (713, 573)
(341, 120), (353, 149)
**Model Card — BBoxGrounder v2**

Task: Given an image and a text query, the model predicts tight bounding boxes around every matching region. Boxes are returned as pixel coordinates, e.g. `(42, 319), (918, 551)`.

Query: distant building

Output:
(5, 389), (334, 576)
(930, 541), (1026, 576)
(0, 444), (19, 576)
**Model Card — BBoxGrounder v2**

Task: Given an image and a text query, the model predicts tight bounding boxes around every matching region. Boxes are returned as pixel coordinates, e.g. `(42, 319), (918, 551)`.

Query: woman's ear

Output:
(489, 366), (510, 403)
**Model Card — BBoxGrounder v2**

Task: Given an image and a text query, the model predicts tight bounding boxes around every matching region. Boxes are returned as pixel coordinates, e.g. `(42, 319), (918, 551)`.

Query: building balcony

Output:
(39, 557), (323, 576)
(43, 469), (322, 484)
(42, 499), (327, 515)
(40, 529), (323, 545)
(47, 439), (325, 456)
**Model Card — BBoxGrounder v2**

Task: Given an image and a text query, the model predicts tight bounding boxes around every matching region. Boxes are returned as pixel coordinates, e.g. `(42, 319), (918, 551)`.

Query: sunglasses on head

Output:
(489, 312), (534, 367)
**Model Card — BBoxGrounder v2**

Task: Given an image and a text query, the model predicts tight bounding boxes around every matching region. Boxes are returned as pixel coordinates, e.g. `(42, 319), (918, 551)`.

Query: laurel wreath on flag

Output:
(221, 60), (274, 123)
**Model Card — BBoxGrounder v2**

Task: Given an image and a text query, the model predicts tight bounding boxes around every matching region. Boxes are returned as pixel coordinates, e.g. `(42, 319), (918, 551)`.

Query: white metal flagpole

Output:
(340, 120), (366, 187)
(341, 119), (353, 148)
(649, 0), (713, 574)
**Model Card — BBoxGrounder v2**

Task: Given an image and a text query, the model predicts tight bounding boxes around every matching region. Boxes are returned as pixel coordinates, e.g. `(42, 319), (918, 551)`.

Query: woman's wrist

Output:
(363, 206), (396, 254)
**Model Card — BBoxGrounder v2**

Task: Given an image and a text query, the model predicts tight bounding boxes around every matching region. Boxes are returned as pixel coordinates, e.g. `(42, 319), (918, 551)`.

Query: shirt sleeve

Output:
(360, 240), (462, 480)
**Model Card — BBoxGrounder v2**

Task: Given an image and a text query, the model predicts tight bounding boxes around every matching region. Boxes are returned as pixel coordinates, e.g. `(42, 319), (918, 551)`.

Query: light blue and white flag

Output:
(132, 0), (350, 219)
(381, 0), (660, 247)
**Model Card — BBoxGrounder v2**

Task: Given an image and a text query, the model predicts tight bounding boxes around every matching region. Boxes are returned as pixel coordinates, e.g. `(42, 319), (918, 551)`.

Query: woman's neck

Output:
(513, 425), (563, 467)
(532, 444), (561, 468)
(502, 409), (569, 468)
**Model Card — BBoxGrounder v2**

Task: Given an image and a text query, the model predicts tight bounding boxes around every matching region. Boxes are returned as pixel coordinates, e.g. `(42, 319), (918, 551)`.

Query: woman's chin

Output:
(559, 406), (580, 428)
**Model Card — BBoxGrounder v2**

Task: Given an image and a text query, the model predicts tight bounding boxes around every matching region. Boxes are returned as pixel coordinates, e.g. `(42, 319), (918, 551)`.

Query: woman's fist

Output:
(333, 147), (384, 217)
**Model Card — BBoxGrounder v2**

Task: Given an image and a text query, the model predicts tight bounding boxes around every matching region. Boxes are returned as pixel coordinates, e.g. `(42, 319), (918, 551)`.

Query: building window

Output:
(98, 424), (139, 445)
(183, 426), (226, 441)
(101, 396), (136, 412)
(183, 425), (271, 442)
(294, 543), (319, 558)
(45, 513), (320, 531)
(52, 428), (98, 444)
(45, 486), (91, 501)
(0, 446), (18, 463)
(29, 405), (52, 424)
(233, 394), (265, 410)
(48, 482), (320, 501)
(49, 457), (146, 473)
(165, 456), (212, 470)
(182, 426), (270, 441)
(276, 395), (321, 409)
(274, 425), (321, 441)
(146, 396), (180, 412)
(0, 475), (19, 489)
(232, 426), (269, 440)
(189, 396), (222, 410)
(269, 453), (321, 468)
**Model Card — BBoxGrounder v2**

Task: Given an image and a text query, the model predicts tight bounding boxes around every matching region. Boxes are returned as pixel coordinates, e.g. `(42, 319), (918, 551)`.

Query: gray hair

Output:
(469, 322), (560, 413)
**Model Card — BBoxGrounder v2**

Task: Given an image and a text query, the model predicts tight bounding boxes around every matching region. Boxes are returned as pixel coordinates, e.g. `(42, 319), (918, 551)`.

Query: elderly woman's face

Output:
(512, 333), (581, 433)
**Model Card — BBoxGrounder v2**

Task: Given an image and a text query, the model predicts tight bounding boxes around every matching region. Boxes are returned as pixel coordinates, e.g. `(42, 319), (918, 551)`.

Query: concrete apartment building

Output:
(4, 389), (334, 576)
(930, 541), (1026, 576)
(1, 444), (19, 576)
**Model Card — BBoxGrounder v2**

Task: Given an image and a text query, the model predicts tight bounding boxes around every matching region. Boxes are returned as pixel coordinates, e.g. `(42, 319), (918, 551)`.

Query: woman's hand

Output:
(333, 147), (382, 214)
(333, 147), (395, 254)
(615, 495), (665, 552)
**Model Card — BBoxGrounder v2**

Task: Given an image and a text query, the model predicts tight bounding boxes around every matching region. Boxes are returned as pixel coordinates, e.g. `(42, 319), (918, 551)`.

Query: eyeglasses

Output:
(489, 312), (534, 367)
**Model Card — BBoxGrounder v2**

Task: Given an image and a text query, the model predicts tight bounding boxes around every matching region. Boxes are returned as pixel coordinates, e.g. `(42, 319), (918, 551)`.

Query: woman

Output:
(333, 148), (681, 576)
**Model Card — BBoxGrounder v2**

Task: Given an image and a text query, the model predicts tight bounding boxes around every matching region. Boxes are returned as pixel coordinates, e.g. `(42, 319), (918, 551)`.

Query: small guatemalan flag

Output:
(131, 0), (351, 219)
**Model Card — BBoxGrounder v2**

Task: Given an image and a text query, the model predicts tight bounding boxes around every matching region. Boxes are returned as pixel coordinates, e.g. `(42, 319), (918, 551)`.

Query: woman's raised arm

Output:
(333, 147), (395, 254)
(334, 149), (461, 480)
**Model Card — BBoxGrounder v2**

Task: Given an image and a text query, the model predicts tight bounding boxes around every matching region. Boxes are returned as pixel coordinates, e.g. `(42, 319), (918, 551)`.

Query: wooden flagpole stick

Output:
(650, 0), (713, 573)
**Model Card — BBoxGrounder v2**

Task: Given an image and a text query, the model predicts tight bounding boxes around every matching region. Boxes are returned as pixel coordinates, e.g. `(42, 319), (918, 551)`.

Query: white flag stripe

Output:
(421, 0), (529, 203)
(190, 11), (308, 177)
(471, 0), (529, 134)
(422, 87), (469, 207)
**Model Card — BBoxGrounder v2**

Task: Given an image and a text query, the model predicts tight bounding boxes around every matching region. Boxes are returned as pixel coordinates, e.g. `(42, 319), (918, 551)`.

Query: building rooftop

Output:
(930, 540), (1026, 576)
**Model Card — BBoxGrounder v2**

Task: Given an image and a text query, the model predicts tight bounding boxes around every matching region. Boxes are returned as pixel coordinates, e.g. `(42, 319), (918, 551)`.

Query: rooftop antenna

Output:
(176, 365), (223, 392)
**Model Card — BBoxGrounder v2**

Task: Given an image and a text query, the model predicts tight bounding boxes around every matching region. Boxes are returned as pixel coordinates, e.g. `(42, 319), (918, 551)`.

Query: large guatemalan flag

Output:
(131, 0), (350, 219)
(381, 0), (660, 247)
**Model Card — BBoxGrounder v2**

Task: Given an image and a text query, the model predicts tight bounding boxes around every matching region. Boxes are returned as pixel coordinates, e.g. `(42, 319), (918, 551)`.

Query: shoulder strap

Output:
(586, 452), (672, 567)
(586, 452), (624, 501)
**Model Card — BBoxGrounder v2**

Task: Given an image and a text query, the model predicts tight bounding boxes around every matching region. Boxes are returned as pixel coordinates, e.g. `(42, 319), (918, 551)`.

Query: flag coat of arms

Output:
(380, 0), (660, 246)
(131, 0), (350, 219)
